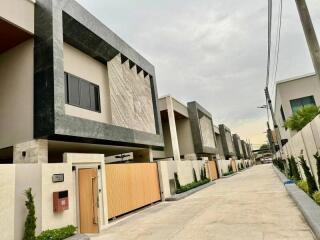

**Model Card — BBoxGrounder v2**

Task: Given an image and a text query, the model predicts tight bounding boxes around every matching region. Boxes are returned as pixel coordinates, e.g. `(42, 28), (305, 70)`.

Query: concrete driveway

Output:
(92, 164), (315, 240)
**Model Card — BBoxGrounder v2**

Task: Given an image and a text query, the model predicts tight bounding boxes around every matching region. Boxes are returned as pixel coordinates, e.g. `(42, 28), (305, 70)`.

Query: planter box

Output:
(165, 182), (214, 201)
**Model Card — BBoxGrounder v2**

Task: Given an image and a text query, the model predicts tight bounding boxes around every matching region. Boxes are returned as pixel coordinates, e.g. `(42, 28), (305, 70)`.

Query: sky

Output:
(76, 0), (320, 149)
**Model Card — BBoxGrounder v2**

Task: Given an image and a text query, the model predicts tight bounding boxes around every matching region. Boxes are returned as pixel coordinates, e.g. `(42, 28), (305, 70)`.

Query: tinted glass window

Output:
(79, 80), (91, 109)
(290, 96), (316, 113)
(68, 75), (80, 106)
(65, 72), (101, 112)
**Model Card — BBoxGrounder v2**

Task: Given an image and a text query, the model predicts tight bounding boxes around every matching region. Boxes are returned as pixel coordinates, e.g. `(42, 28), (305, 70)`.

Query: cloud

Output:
(76, 0), (320, 147)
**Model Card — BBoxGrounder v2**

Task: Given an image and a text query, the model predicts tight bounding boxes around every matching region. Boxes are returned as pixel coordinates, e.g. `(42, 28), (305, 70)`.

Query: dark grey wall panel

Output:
(34, 0), (163, 149)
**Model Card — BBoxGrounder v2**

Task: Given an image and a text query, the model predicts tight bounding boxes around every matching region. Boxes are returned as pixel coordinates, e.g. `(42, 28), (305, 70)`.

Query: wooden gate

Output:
(105, 163), (161, 219)
(207, 161), (218, 180)
(78, 168), (99, 233)
(231, 160), (237, 172)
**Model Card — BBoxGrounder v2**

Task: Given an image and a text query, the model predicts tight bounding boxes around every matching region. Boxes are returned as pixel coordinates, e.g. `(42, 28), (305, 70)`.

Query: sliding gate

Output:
(105, 163), (161, 219)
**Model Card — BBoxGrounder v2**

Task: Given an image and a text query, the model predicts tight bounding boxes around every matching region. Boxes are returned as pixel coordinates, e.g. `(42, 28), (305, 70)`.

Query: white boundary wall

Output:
(157, 159), (209, 199)
(280, 115), (320, 186)
(0, 163), (74, 240)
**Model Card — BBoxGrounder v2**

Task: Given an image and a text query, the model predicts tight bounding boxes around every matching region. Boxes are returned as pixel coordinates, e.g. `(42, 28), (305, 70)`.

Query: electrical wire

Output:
(270, 0), (283, 98)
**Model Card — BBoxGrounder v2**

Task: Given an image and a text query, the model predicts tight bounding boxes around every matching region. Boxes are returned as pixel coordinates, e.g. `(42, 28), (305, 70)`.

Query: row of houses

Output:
(0, 0), (254, 239)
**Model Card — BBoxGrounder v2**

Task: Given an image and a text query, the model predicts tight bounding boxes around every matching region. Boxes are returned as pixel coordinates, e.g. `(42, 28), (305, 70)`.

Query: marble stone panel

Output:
(108, 55), (156, 134)
(199, 115), (215, 149)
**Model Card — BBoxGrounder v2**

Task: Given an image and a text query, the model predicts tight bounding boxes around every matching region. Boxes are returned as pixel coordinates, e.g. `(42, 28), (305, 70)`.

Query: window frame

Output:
(289, 95), (316, 114)
(64, 72), (101, 113)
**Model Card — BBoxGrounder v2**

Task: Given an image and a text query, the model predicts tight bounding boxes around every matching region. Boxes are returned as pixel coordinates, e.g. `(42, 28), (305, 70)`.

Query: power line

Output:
(270, 0), (283, 98)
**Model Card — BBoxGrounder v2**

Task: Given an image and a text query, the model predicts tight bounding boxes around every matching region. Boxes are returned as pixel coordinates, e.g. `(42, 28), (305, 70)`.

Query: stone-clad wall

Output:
(199, 115), (215, 149)
(108, 54), (156, 134)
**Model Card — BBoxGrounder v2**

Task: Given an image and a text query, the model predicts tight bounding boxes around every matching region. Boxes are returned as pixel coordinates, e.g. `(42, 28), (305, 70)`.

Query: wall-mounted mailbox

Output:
(53, 190), (69, 212)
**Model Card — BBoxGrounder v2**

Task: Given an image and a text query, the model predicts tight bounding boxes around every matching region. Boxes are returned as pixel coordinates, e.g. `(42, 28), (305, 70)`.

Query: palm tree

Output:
(284, 105), (320, 131)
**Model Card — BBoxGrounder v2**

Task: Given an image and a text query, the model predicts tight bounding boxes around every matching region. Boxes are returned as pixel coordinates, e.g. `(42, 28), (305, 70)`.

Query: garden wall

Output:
(280, 115), (320, 186)
(157, 159), (208, 199)
(0, 163), (74, 240)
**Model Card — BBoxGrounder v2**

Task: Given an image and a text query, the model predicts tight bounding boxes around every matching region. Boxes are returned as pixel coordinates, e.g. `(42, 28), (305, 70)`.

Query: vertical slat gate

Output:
(207, 161), (218, 180)
(105, 163), (161, 219)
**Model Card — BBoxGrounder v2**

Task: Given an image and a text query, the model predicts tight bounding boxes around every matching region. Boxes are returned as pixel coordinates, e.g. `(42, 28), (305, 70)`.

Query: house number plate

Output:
(52, 174), (64, 183)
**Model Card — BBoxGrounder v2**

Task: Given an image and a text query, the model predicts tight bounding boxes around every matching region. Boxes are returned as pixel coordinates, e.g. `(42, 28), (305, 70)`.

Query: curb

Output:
(66, 234), (90, 240)
(273, 166), (320, 240)
(165, 182), (215, 201)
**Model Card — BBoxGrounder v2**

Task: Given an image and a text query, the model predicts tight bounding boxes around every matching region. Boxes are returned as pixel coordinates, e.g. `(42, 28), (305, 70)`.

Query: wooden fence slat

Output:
(105, 163), (161, 219)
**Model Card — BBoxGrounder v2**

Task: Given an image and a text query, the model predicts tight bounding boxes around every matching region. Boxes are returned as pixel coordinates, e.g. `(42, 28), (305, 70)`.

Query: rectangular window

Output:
(290, 95), (316, 113)
(64, 72), (101, 112)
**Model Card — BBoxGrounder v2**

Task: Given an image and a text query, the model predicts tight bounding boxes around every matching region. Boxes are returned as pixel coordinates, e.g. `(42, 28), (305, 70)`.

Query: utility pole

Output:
(266, 121), (276, 154)
(295, 0), (320, 80)
(264, 87), (283, 156)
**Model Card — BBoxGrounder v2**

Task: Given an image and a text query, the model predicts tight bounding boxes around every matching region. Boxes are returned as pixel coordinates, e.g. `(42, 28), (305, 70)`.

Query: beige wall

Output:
(162, 120), (174, 157)
(0, 165), (15, 240)
(0, 0), (35, 33)
(0, 39), (34, 149)
(14, 139), (48, 163)
(41, 164), (74, 230)
(157, 159), (208, 199)
(15, 164), (42, 240)
(176, 118), (195, 157)
(275, 74), (320, 139)
(64, 43), (112, 124)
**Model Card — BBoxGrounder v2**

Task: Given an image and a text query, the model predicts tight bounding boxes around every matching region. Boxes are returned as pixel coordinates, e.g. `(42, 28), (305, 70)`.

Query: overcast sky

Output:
(76, 0), (320, 148)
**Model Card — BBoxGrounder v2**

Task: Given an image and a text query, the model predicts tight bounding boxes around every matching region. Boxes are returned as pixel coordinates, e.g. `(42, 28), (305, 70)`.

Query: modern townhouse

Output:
(155, 96), (220, 199)
(214, 125), (226, 159)
(219, 124), (236, 159)
(241, 140), (249, 159)
(0, 0), (164, 238)
(232, 134), (244, 159)
(275, 73), (320, 142)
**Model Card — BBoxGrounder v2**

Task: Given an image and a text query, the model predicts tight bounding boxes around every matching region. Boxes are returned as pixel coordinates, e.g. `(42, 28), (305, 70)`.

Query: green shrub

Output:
(223, 171), (234, 176)
(314, 152), (320, 186)
(312, 191), (320, 205)
(23, 188), (36, 240)
(297, 180), (308, 193)
(289, 156), (301, 181)
(192, 168), (198, 182)
(299, 155), (318, 195)
(200, 167), (204, 180)
(174, 172), (180, 189)
(37, 225), (76, 240)
(176, 179), (210, 194)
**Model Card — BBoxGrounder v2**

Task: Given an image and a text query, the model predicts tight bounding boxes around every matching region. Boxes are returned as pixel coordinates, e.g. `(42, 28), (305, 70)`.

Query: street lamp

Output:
(257, 105), (267, 109)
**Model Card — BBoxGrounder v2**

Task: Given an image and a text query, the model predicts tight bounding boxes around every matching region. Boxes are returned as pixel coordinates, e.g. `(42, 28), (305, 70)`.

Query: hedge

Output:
(176, 179), (210, 194)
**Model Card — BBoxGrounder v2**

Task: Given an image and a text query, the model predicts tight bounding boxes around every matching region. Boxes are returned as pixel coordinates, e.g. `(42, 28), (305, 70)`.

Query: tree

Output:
(284, 105), (320, 131)
(23, 188), (36, 240)
(299, 155), (318, 195)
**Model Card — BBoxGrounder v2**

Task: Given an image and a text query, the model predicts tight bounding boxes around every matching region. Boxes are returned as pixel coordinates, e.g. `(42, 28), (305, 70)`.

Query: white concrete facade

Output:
(275, 73), (320, 140)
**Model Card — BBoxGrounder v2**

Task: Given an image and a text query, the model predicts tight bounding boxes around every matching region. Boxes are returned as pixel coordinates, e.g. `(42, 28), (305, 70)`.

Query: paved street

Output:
(92, 164), (314, 240)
